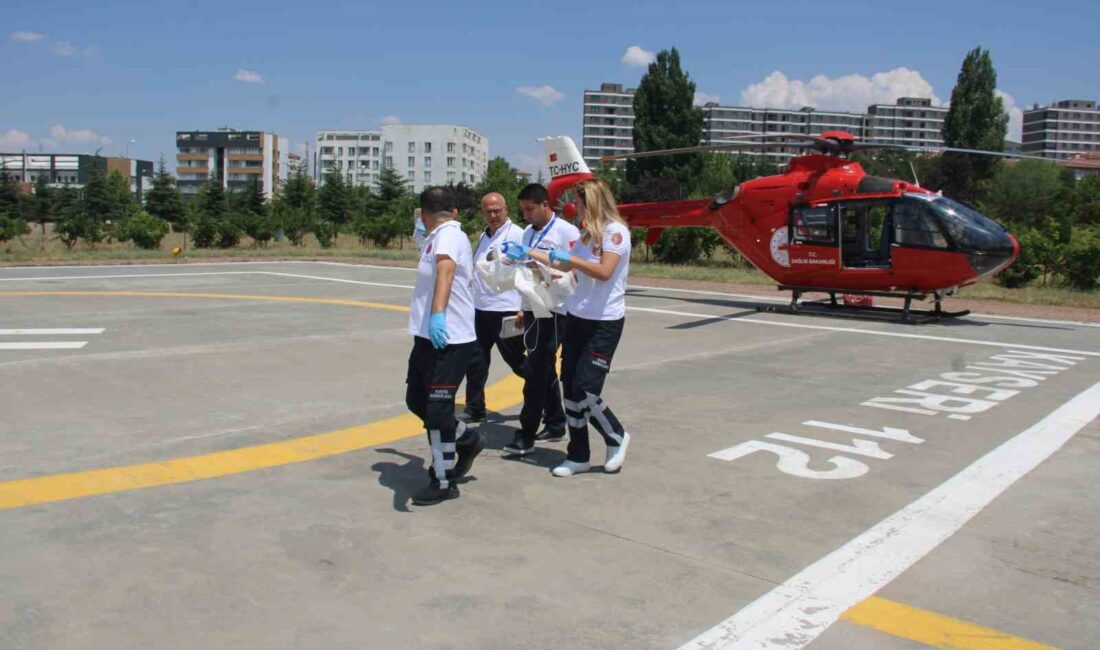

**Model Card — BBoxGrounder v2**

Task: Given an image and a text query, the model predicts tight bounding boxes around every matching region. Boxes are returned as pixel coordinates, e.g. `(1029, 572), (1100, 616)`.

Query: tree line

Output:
(0, 154), (528, 254)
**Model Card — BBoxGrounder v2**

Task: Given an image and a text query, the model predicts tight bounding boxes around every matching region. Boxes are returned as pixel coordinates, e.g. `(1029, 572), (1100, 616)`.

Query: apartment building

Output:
(315, 124), (488, 192)
(582, 83), (636, 169)
(0, 152), (154, 202)
(175, 129), (289, 198)
(1022, 99), (1100, 160)
(583, 83), (949, 167)
(864, 97), (947, 147)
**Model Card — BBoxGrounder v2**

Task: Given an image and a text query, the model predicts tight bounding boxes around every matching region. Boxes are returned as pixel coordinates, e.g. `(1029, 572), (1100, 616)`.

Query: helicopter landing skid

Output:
(756, 286), (970, 324)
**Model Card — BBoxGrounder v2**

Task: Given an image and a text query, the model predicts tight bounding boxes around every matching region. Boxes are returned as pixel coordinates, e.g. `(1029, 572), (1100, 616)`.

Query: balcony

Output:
(176, 166), (210, 175)
(177, 152), (209, 161)
(228, 154), (264, 162)
(228, 166), (263, 174)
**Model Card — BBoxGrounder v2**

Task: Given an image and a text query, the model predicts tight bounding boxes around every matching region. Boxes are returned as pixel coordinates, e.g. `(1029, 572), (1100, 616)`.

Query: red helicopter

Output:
(536, 132), (1049, 322)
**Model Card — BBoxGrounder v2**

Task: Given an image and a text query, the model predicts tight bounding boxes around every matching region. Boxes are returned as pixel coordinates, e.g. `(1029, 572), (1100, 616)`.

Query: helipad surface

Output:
(1, 261), (1096, 649)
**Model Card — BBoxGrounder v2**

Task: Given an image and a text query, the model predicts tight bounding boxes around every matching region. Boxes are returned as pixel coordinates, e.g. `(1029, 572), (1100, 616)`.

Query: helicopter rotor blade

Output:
(598, 141), (807, 162)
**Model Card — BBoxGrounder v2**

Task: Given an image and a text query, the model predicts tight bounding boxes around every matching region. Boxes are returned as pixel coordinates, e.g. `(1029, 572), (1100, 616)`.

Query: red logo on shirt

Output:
(425, 244), (432, 254)
(568, 239), (577, 249)
(611, 232), (623, 245)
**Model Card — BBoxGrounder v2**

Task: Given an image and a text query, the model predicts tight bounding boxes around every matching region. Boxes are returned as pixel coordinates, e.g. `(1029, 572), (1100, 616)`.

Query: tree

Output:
(1076, 174), (1100, 227)
(191, 176), (228, 248)
(850, 149), (923, 184)
(318, 168), (352, 226)
(370, 167), (408, 213)
(627, 47), (704, 194)
(937, 47), (1009, 204)
(30, 175), (54, 237)
(981, 160), (1066, 232)
(144, 156), (185, 229)
(1058, 227), (1100, 291)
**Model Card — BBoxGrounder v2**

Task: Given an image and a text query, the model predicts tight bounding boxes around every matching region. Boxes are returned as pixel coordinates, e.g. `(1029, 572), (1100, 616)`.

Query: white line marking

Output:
(4, 266), (1094, 356)
(679, 381), (1100, 649)
(0, 342), (87, 350)
(626, 305), (1100, 357)
(257, 271), (416, 290)
(0, 328), (104, 335)
(0, 271), (258, 282)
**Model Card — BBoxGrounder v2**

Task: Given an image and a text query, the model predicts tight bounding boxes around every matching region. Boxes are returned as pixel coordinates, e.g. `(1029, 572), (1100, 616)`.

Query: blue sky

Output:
(2, 0), (1097, 177)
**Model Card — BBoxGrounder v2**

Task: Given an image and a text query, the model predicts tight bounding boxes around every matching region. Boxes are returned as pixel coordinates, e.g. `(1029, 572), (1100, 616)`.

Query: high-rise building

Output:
(175, 129), (289, 198)
(583, 83), (950, 168)
(0, 152), (154, 202)
(314, 124), (488, 192)
(1022, 100), (1100, 160)
(703, 104), (867, 163)
(582, 83), (636, 169)
(864, 97), (947, 148)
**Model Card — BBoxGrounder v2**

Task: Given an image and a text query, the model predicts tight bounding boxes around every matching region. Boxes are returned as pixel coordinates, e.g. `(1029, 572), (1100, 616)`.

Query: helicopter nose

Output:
(968, 230), (1017, 277)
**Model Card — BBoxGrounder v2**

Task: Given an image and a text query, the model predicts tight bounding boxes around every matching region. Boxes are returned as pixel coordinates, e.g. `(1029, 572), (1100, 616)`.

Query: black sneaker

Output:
(502, 433), (535, 456)
(457, 408), (486, 423)
(412, 481), (459, 506)
(534, 426), (566, 443)
(454, 430), (487, 479)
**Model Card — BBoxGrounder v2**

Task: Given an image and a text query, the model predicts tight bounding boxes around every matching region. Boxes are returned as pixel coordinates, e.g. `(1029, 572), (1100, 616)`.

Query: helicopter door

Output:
(788, 204), (838, 264)
(839, 200), (893, 269)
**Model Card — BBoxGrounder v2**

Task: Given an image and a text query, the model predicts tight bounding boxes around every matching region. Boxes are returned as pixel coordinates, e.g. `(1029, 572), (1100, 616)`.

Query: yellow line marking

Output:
(0, 290), (525, 509)
(842, 596), (1061, 650)
(0, 290), (410, 313)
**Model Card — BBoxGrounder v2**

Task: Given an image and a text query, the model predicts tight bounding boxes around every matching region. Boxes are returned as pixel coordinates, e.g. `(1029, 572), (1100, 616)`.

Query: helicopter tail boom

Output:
(617, 199), (716, 229)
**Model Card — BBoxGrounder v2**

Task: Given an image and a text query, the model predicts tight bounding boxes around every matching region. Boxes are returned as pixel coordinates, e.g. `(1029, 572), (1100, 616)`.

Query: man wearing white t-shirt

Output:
(405, 187), (484, 506)
(502, 183), (581, 456)
(461, 192), (527, 422)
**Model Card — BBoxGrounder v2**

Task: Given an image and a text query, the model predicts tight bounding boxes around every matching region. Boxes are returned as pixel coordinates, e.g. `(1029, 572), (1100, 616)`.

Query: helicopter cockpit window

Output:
(893, 200), (948, 249)
(790, 205), (836, 245)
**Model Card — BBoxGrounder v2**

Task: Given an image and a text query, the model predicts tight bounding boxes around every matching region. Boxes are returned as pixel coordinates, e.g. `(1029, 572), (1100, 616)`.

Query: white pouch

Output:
(514, 261), (576, 318)
(475, 245), (516, 293)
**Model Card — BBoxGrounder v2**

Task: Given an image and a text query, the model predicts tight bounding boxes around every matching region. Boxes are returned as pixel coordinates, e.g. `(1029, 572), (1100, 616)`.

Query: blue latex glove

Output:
(428, 312), (449, 349)
(549, 248), (571, 265)
(502, 241), (530, 261)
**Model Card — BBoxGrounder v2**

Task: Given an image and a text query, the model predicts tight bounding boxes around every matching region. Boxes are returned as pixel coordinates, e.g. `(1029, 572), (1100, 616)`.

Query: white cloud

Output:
(53, 41), (75, 56)
(48, 124), (113, 147)
(380, 115), (403, 126)
(622, 45), (656, 68)
(234, 68), (265, 84)
(739, 68), (942, 114)
(0, 129), (35, 149)
(516, 85), (564, 107)
(10, 31), (45, 42)
(694, 92), (721, 106)
(996, 89), (1023, 142)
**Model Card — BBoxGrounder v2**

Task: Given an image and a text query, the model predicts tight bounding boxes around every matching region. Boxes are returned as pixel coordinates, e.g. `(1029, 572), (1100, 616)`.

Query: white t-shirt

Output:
(521, 214), (581, 315)
(567, 221), (631, 321)
(408, 220), (476, 344)
(472, 220), (524, 312)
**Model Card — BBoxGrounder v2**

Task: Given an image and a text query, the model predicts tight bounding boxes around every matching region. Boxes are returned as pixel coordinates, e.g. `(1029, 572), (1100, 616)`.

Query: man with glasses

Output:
(460, 192), (526, 423)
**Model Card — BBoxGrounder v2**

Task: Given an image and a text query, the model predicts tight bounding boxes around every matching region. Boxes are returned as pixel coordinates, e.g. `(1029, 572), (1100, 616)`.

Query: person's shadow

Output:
(371, 448), (426, 513)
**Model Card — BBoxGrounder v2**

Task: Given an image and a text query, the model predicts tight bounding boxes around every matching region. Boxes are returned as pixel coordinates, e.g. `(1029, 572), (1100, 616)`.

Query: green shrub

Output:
(116, 211), (170, 250)
(995, 229), (1042, 288)
(216, 213), (243, 248)
(0, 213), (30, 244)
(1059, 228), (1100, 291)
(191, 213), (217, 248)
(312, 219), (337, 248)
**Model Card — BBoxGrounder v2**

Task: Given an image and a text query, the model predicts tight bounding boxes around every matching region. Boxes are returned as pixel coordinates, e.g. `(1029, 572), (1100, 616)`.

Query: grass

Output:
(2, 228), (1096, 309)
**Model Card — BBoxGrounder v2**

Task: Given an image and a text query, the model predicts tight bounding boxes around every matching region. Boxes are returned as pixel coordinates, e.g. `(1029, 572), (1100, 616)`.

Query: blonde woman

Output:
(513, 178), (631, 476)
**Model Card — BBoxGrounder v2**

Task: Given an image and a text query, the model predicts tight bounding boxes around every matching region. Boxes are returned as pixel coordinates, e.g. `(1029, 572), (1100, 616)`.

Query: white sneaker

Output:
(604, 432), (631, 473)
(551, 460), (590, 477)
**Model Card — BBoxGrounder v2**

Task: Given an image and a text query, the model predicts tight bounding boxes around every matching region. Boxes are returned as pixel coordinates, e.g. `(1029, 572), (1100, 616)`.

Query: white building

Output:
(1022, 99), (1100, 160)
(315, 124), (488, 192)
(584, 82), (949, 167)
